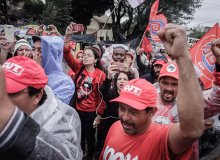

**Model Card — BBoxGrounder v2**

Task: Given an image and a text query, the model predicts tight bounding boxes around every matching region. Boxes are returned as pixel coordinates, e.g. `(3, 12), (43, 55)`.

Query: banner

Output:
(127, 0), (145, 8)
(141, 36), (153, 54)
(0, 25), (56, 39)
(149, 14), (167, 43)
(190, 23), (220, 89)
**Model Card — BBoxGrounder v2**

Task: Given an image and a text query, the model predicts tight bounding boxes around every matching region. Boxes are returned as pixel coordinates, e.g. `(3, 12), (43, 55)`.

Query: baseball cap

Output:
(159, 63), (179, 80)
(32, 35), (41, 43)
(126, 52), (134, 60)
(3, 56), (48, 93)
(153, 60), (166, 65)
(153, 56), (168, 66)
(110, 79), (157, 110)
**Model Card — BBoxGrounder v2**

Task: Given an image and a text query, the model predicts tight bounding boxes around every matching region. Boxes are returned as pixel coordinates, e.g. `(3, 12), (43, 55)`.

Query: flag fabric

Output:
(190, 23), (220, 89)
(127, 0), (145, 8)
(141, 36), (153, 54)
(145, 0), (160, 32)
(149, 14), (167, 43)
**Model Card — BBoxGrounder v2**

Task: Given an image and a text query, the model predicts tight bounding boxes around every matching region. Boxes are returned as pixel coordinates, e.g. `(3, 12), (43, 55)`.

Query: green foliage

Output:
(111, 0), (203, 40)
(22, 0), (46, 22)
(189, 29), (206, 39)
(41, 0), (72, 35)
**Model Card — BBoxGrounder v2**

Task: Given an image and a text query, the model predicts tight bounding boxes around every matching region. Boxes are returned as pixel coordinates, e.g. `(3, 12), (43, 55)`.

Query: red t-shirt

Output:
(76, 68), (105, 113)
(100, 121), (192, 160)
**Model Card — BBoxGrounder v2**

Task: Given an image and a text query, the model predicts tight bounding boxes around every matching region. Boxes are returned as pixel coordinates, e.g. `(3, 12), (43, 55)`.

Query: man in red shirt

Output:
(99, 24), (204, 160)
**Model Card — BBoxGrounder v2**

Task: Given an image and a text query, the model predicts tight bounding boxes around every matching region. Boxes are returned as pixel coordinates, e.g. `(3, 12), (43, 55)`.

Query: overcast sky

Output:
(186, 0), (220, 27)
(105, 0), (220, 27)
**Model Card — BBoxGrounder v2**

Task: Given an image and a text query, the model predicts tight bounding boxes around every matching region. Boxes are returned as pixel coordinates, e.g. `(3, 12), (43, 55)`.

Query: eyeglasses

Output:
(17, 49), (31, 52)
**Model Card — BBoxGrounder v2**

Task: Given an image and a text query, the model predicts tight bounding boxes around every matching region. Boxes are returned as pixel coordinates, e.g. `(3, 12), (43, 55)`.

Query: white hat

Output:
(14, 39), (31, 55)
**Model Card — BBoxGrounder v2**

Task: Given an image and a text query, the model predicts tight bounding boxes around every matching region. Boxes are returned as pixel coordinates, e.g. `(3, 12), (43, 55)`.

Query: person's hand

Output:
(23, 51), (33, 59)
(36, 25), (44, 36)
(211, 38), (220, 64)
(65, 22), (78, 36)
(93, 115), (102, 128)
(49, 25), (58, 34)
(0, 36), (14, 50)
(136, 47), (141, 56)
(157, 24), (189, 60)
(107, 61), (119, 79)
(33, 52), (42, 66)
(97, 38), (100, 44)
(49, 25), (62, 37)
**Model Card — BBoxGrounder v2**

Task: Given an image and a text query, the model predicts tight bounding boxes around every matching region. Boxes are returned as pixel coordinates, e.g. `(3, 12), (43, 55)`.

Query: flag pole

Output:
(97, 0), (122, 41)
(138, 30), (147, 48)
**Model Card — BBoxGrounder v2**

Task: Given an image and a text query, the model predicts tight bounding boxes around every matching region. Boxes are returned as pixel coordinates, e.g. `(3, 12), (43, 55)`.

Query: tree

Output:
(22, 0), (46, 22)
(110, 0), (203, 42)
(41, 0), (72, 35)
(189, 29), (206, 39)
(71, 0), (114, 33)
(0, 0), (24, 24)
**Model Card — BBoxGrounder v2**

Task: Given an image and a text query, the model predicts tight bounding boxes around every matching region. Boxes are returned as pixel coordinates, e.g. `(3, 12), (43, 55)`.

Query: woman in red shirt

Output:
(63, 22), (106, 160)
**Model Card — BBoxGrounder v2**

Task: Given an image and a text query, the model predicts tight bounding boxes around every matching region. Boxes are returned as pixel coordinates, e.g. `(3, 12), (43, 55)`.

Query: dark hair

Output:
(27, 86), (47, 105)
(113, 46), (127, 54)
(145, 107), (153, 113)
(112, 70), (135, 89)
(84, 47), (102, 70)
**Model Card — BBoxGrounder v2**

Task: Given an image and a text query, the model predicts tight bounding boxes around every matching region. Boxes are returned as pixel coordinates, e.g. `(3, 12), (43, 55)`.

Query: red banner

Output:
(190, 23), (220, 89)
(141, 36), (153, 54)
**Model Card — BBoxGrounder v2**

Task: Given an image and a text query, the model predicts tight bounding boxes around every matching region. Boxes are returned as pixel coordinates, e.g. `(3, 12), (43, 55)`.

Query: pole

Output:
(138, 30), (147, 48)
(98, 0), (122, 39)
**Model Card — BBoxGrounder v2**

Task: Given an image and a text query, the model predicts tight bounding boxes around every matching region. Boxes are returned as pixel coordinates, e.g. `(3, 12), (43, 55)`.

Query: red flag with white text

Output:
(190, 23), (220, 89)
(141, 36), (153, 54)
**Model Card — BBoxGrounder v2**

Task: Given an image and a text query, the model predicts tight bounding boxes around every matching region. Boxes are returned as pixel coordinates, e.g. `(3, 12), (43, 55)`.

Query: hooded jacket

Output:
(0, 86), (82, 160)
(33, 36), (75, 104)
(141, 55), (168, 83)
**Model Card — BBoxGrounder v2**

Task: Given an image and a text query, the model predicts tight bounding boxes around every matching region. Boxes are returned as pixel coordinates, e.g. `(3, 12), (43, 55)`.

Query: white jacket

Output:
(28, 86), (82, 160)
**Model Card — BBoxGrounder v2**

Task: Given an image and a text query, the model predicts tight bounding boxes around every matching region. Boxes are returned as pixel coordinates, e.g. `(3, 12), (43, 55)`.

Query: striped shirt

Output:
(0, 107), (26, 153)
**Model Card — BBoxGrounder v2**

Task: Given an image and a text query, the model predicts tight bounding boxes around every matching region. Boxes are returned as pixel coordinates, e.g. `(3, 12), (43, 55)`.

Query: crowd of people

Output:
(0, 22), (220, 160)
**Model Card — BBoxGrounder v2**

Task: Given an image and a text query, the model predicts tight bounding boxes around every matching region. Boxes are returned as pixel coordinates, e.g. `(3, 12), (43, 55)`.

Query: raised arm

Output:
(63, 22), (80, 72)
(204, 38), (220, 119)
(157, 24), (204, 155)
(99, 62), (119, 101)
(136, 47), (147, 72)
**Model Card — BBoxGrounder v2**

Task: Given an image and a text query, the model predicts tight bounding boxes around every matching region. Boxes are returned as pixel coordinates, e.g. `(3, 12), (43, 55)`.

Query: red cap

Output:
(126, 52), (134, 60)
(140, 48), (144, 51)
(110, 79), (157, 110)
(3, 56), (48, 93)
(153, 59), (167, 65)
(159, 63), (179, 80)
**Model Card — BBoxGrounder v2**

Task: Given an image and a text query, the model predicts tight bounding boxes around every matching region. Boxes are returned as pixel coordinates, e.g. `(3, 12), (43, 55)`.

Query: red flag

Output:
(145, 0), (159, 32)
(149, 14), (167, 42)
(190, 23), (220, 89)
(141, 36), (153, 54)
